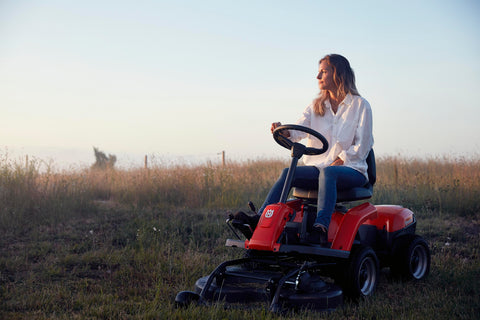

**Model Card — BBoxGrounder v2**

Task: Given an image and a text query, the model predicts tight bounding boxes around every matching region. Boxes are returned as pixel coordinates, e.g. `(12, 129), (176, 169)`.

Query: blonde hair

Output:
(313, 54), (360, 116)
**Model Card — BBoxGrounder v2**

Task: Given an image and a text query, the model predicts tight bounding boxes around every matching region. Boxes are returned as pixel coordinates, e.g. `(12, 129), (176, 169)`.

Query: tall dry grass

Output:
(0, 157), (94, 236)
(373, 156), (480, 217)
(87, 159), (287, 210)
(1, 154), (479, 237)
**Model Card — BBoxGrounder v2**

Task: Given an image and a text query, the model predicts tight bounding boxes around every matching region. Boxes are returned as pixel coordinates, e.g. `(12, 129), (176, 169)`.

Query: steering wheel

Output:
(273, 124), (329, 156)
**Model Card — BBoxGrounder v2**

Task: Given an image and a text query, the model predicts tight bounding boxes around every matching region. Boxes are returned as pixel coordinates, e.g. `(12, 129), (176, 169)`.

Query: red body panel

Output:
(246, 203), (295, 251)
(244, 201), (415, 254)
(363, 205), (415, 232)
(329, 203), (378, 251)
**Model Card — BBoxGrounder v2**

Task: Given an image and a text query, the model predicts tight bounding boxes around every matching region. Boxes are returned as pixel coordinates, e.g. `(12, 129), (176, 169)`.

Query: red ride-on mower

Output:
(175, 125), (430, 312)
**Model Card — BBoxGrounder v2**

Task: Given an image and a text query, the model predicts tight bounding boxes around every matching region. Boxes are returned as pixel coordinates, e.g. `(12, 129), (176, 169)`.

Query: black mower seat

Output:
(293, 149), (376, 203)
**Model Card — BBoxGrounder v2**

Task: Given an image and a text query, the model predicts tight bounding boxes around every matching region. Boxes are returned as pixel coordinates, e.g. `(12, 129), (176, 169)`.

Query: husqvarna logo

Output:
(265, 209), (275, 218)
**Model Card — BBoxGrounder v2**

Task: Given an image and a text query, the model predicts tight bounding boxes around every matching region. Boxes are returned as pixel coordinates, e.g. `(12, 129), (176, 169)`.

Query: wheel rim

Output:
(410, 244), (428, 279)
(358, 256), (377, 296)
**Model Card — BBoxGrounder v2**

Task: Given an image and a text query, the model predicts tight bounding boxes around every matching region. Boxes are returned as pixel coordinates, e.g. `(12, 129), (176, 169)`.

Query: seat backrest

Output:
(365, 149), (376, 187)
(334, 149), (376, 203)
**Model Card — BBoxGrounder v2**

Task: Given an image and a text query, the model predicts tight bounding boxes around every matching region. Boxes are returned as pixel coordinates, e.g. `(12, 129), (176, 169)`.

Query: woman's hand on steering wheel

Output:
(272, 124), (329, 156)
(271, 122), (290, 137)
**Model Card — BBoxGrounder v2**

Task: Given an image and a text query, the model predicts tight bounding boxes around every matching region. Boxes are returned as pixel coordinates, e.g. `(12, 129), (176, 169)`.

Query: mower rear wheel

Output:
(343, 245), (379, 299)
(391, 235), (430, 280)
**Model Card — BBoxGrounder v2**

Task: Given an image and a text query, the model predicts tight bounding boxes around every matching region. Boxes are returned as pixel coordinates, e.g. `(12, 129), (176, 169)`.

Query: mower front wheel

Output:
(343, 245), (379, 299)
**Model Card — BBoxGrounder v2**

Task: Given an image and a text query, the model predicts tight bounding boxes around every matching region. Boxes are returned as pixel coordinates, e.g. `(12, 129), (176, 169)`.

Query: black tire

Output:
(174, 291), (200, 308)
(343, 245), (379, 299)
(391, 235), (430, 280)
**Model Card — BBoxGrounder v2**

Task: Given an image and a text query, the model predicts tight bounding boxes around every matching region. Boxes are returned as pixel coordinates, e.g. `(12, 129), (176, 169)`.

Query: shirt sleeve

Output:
(338, 101), (374, 164)
(290, 104), (313, 142)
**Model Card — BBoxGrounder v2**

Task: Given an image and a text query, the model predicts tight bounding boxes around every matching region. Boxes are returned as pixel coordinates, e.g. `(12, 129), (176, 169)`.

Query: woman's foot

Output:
(311, 223), (328, 245)
(229, 211), (260, 239)
(230, 211), (260, 228)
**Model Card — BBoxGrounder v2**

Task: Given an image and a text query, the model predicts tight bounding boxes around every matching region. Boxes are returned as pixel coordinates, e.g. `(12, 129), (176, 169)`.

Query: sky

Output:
(1, 0), (479, 169)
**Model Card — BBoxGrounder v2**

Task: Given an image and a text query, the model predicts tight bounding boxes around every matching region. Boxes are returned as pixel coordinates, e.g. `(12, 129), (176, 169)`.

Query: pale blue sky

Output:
(1, 0), (479, 168)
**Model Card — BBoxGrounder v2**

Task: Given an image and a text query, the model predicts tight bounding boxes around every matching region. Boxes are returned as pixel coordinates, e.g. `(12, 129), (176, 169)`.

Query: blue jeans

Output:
(258, 166), (367, 228)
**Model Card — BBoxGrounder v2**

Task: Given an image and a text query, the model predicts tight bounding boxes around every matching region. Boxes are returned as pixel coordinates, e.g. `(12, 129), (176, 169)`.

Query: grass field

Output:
(0, 155), (479, 319)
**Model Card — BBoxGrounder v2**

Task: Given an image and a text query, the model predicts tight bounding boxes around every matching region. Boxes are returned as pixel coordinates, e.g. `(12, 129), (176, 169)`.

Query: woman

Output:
(259, 54), (374, 244)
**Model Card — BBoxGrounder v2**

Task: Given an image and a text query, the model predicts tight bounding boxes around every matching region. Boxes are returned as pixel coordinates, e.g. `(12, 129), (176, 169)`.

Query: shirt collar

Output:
(340, 93), (354, 107)
(325, 93), (355, 109)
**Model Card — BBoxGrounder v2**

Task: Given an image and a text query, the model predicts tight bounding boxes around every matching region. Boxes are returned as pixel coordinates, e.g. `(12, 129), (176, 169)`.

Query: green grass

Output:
(0, 155), (479, 319)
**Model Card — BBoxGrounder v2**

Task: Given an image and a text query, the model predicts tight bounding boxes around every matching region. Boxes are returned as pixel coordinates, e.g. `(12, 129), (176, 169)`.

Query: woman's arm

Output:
(289, 104), (313, 142)
(338, 101), (373, 164)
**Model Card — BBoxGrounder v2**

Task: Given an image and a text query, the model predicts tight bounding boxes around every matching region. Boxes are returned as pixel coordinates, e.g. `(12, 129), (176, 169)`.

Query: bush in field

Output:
(91, 147), (117, 170)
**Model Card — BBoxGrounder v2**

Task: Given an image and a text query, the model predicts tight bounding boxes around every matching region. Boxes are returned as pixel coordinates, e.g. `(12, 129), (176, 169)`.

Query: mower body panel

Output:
(241, 202), (415, 255)
(246, 203), (295, 251)
(364, 205), (415, 232)
(329, 202), (378, 251)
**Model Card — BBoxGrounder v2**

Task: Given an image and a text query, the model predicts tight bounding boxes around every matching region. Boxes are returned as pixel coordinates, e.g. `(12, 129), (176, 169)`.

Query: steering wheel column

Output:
(279, 143), (307, 204)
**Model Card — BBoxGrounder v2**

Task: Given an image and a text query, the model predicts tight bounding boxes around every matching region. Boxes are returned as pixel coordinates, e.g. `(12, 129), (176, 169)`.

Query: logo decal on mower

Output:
(265, 209), (275, 218)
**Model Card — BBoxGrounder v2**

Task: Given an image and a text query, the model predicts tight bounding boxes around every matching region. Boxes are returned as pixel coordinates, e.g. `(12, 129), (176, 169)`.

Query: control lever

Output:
(248, 201), (257, 214)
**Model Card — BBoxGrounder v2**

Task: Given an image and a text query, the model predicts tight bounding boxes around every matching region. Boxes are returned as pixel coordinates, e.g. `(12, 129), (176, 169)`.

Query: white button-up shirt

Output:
(289, 93), (374, 179)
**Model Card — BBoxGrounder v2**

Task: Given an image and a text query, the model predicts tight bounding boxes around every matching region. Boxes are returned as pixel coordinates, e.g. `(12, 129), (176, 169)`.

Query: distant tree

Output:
(91, 147), (117, 170)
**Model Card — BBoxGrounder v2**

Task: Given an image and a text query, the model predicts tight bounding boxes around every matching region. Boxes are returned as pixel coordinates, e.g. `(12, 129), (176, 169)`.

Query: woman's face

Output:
(317, 60), (336, 92)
